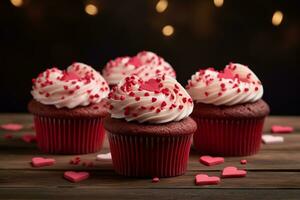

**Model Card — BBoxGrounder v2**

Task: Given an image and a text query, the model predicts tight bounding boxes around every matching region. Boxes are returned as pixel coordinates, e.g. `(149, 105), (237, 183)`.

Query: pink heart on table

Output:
(31, 157), (56, 167)
(240, 159), (247, 165)
(271, 125), (294, 133)
(0, 123), (23, 131)
(64, 171), (90, 183)
(195, 174), (220, 185)
(22, 134), (37, 143)
(199, 155), (224, 166)
(152, 177), (160, 183)
(262, 135), (284, 144)
(222, 166), (247, 178)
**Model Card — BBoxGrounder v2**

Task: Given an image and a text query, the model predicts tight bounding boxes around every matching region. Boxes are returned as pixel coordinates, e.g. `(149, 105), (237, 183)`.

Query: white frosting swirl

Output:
(102, 51), (176, 85)
(102, 56), (140, 85)
(132, 51), (176, 80)
(31, 62), (109, 109)
(186, 63), (263, 106)
(108, 75), (193, 124)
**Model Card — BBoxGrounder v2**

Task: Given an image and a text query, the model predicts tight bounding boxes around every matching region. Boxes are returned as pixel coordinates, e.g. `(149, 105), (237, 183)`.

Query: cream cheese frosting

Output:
(108, 75), (193, 124)
(186, 63), (263, 106)
(31, 62), (109, 109)
(102, 51), (176, 85)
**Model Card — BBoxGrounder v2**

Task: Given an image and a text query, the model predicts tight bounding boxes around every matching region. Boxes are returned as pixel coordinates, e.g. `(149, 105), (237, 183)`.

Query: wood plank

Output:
(1, 188), (300, 200)
(1, 170), (300, 189)
(1, 134), (300, 171)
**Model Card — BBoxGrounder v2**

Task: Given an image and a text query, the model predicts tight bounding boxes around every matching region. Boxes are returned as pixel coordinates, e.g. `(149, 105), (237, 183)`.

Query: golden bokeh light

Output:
(162, 25), (174, 37)
(156, 0), (168, 13)
(10, 0), (23, 7)
(213, 0), (224, 8)
(272, 11), (283, 26)
(85, 4), (98, 16)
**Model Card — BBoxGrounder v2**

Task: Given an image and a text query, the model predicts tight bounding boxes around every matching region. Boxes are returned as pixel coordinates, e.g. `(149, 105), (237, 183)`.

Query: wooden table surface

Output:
(0, 114), (300, 199)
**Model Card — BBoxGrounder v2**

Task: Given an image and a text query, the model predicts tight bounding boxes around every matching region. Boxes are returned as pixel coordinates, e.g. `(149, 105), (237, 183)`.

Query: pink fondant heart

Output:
(0, 123), (23, 131)
(240, 159), (247, 165)
(31, 157), (55, 167)
(262, 135), (284, 144)
(271, 125), (294, 133)
(222, 166), (247, 178)
(22, 134), (37, 143)
(64, 171), (90, 183)
(127, 56), (142, 67)
(139, 79), (160, 92)
(195, 174), (220, 185)
(199, 155), (224, 166)
(152, 177), (160, 183)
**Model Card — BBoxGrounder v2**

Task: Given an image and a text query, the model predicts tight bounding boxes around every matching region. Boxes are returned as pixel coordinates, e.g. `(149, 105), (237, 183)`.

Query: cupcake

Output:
(28, 62), (109, 154)
(104, 75), (196, 177)
(186, 63), (270, 156)
(102, 51), (176, 87)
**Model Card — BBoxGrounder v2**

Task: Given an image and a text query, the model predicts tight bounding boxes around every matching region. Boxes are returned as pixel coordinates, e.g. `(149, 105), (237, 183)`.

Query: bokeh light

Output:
(85, 4), (98, 16)
(10, 0), (23, 7)
(272, 11), (283, 26)
(213, 0), (224, 8)
(156, 0), (168, 13)
(162, 25), (174, 37)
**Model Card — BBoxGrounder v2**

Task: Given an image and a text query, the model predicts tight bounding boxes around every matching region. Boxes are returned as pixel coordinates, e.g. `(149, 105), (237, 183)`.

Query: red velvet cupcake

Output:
(28, 63), (109, 154)
(186, 63), (270, 156)
(104, 75), (196, 177)
(102, 51), (176, 88)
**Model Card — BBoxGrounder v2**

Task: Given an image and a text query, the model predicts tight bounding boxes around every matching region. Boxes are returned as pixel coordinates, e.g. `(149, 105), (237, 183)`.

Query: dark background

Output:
(0, 0), (299, 114)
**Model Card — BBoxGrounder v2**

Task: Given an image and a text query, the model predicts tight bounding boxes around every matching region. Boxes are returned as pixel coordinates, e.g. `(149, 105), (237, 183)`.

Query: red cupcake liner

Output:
(193, 117), (265, 156)
(108, 132), (192, 177)
(33, 115), (105, 154)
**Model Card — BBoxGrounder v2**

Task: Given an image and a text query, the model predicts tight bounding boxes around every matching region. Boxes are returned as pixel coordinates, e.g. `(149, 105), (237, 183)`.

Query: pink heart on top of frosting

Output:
(217, 68), (235, 80)
(127, 56), (142, 67)
(139, 79), (160, 92)
(60, 71), (80, 81)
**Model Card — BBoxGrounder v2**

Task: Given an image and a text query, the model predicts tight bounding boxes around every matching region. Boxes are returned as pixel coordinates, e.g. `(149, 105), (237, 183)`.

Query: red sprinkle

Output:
(135, 97), (141, 101)
(179, 105), (184, 110)
(152, 97), (157, 102)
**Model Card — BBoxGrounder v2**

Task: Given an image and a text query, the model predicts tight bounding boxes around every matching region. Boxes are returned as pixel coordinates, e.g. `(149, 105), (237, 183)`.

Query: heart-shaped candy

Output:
(31, 157), (55, 167)
(199, 155), (224, 166)
(152, 177), (160, 183)
(0, 123), (23, 131)
(64, 171), (90, 183)
(222, 166), (247, 178)
(240, 159), (247, 165)
(22, 134), (37, 143)
(271, 125), (294, 133)
(262, 135), (284, 144)
(195, 174), (220, 185)
(96, 152), (112, 160)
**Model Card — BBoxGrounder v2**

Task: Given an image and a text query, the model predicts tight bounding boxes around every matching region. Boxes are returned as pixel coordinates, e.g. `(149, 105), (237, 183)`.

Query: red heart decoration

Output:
(31, 157), (55, 167)
(22, 134), (37, 143)
(240, 159), (247, 165)
(271, 125), (294, 133)
(199, 155), (224, 166)
(64, 171), (90, 183)
(195, 174), (220, 185)
(0, 123), (23, 131)
(152, 177), (160, 183)
(222, 166), (247, 178)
